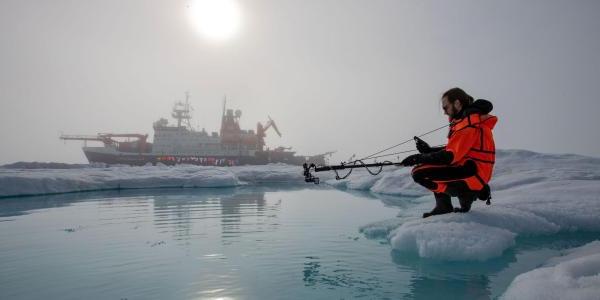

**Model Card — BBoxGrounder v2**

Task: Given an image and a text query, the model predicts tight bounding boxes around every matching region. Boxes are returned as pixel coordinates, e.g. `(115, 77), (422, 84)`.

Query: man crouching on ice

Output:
(401, 87), (497, 218)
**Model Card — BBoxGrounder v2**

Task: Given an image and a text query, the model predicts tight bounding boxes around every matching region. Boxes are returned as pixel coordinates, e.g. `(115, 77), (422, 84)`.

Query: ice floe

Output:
(501, 240), (600, 300)
(356, 150), (600, 260)
(390, 221), (516, 261)
(0, 163), (310, 197)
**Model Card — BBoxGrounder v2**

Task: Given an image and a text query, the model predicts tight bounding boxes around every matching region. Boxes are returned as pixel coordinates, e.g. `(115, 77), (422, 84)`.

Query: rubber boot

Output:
(423, 193), (454, 218)
(478, 184), (492, 205)
(454, 193), (476, 213)
(477, 184), (491, 201)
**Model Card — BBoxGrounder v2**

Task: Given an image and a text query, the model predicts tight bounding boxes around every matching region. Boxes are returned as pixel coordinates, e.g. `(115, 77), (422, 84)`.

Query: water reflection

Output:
(220, 192), (267, 235)
(391, 250), (513, 299)
(339, 189), (421, 209)
(301, 255), (386, 298)
(0, 185), (301, 219)
(389, 232), (600, 299)
(3, 186), (597, 299)
(405, 275), (491, 300)
(149, 188), (283, 244)
(0, 186), (291, 249)
(0, 193), (88, 218)
(0, 185), (314, 299)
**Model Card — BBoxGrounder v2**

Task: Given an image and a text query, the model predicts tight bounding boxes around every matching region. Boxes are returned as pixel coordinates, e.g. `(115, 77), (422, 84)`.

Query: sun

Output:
(187, 0), (241, 41)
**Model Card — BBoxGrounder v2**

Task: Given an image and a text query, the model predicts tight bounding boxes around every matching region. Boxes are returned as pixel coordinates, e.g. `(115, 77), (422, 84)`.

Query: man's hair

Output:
(442, 87), (474, 107)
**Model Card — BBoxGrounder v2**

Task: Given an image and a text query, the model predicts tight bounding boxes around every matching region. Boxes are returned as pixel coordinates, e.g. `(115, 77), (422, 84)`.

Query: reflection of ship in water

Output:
(220, 192), (267, 219)
(61, 93), (333, 166)
(150, 189), (281, 244)
(220, 192), (278, 243)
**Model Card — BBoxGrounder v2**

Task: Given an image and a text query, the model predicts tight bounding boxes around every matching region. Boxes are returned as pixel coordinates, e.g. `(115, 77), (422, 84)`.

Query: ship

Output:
(60, 94), (332, 166)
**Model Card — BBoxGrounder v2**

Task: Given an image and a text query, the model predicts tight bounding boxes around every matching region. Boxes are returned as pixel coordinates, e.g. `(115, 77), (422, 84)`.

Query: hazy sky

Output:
(1, 0), (599, 165)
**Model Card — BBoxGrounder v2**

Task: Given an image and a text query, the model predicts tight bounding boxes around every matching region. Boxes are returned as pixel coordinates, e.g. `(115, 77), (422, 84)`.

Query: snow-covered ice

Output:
(390, 221), (516, 261)
(501, 240), (600, 300)
(353, 150), (600, 261)
(0, 163), (310, 197)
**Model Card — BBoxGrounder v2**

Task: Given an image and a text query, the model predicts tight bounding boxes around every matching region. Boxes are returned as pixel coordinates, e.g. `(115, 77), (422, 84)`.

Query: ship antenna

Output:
(185, 91), (193, 130)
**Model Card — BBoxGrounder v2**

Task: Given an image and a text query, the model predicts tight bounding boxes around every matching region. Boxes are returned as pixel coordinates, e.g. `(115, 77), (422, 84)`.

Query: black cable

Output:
(333, 167), (353, 180)
(332, 159), (393, 180)
(360, 144), (447, 161)
(354, 123), (449, 162)
(324, 142), (447, 182)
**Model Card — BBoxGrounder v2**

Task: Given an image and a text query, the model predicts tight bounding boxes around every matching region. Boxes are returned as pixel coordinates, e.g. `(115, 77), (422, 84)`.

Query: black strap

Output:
(474, 173), (492, 205)
(474, 173), (486, 186)
(470, 148), (496, 154)
(479, 127), (484, 151)
(466, 156), (495, 164)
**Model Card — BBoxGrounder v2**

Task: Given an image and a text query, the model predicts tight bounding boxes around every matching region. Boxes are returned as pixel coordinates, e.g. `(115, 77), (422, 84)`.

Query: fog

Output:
(1, 0), (599, 165)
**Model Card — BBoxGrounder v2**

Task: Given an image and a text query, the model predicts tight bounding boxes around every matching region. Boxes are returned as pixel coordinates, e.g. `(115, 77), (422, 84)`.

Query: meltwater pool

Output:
(0, 186), (598, 299)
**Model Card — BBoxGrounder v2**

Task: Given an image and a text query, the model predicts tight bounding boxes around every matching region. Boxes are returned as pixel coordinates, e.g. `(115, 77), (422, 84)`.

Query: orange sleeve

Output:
(445, 127), (478, 164)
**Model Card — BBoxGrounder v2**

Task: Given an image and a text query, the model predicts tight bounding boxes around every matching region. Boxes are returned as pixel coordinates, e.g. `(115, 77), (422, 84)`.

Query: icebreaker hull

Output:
(83, 147), (319, 166)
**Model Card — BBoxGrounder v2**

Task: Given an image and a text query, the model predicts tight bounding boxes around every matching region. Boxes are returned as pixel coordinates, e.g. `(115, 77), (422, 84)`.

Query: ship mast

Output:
(220, 95), (227, 136)
(172, 92), (193, 130)
(222, 95), (227, 118)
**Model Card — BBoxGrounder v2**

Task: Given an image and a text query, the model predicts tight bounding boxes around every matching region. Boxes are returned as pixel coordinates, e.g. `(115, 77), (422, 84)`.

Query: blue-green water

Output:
(0, 186), (598, 299)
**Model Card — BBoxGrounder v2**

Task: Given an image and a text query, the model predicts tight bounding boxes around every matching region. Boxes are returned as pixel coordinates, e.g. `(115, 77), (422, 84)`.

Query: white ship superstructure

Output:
(60, 93), (331, 166)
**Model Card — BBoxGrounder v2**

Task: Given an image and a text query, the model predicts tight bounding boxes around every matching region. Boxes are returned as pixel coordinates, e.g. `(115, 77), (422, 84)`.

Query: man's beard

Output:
(450, 108), (461, 119)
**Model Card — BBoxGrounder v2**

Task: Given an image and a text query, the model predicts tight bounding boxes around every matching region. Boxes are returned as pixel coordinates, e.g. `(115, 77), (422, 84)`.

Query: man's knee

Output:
(412, 170), (423, 183)
(412, 170), (437, 190)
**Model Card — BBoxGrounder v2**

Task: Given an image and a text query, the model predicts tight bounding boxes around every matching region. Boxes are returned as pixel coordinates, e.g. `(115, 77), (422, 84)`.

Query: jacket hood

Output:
(469, 99), (496, 130)
(461, 99), (493, 117)
(450, 99), (497, 130)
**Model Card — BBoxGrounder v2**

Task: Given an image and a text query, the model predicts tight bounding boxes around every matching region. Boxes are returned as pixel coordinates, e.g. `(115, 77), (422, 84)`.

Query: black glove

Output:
(414, 136), (431, 154)
(401, 154), (423, 166)
(401, 151), (454, 166)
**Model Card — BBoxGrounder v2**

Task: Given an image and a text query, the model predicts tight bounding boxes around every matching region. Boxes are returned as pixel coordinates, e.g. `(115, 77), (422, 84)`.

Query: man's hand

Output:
(401, 154), (422, 166)
(414, 136), (431, 153)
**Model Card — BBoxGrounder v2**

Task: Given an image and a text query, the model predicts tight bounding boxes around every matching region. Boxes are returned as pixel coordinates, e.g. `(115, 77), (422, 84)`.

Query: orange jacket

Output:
(445, 112), (498, 190)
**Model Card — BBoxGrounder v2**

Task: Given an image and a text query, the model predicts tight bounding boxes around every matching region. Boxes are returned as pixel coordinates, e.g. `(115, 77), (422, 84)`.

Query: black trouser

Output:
(413, 160), (479, 213)
(412, 160), (478, 195)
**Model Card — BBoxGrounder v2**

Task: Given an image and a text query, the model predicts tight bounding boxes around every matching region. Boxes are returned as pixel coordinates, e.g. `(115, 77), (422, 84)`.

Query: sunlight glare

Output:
(188, 0), (241, 41)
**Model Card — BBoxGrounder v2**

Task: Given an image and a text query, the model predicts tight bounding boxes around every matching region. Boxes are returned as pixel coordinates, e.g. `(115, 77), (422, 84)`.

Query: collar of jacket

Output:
(451, 114), (481, 131)
(450, 113), (498, 131)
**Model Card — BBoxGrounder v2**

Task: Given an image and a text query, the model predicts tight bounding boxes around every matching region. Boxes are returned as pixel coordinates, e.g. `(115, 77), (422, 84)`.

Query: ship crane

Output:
(60, 134), (107, 147)
(60, 133), (149, 152)
(257, 116), (282, 150)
